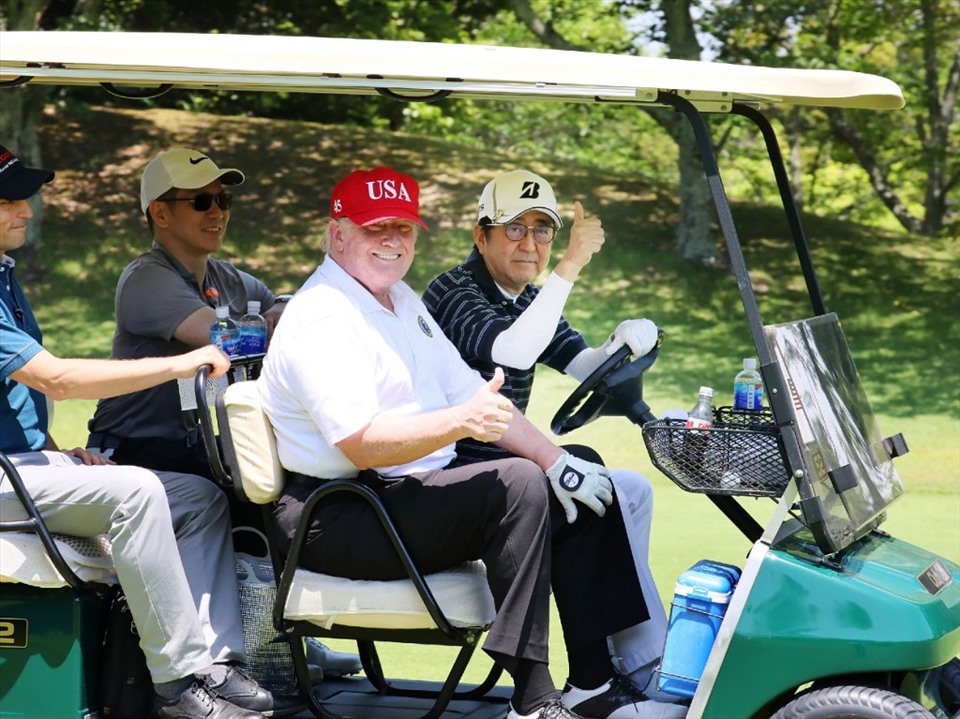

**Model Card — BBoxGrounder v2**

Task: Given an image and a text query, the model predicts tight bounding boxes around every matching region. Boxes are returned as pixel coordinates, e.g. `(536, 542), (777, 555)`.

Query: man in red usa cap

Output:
(260, 166), (686, 719)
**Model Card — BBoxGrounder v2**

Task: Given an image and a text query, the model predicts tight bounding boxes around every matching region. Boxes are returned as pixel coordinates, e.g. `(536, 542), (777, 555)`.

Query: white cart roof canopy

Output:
(0, 31), (904, 111)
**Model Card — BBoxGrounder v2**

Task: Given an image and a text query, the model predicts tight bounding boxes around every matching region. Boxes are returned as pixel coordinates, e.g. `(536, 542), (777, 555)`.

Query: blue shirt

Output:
(0, 256), (47, 454)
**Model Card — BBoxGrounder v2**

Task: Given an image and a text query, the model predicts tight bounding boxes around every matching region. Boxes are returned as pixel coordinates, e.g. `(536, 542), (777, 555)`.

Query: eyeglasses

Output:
(163, 191), (233, 212)
(496, 222), (556, 245)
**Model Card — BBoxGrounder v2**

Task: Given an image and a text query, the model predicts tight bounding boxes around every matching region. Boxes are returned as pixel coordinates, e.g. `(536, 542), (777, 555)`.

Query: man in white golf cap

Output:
(425, 169), (683, 715)
(86, 147), (362, 682)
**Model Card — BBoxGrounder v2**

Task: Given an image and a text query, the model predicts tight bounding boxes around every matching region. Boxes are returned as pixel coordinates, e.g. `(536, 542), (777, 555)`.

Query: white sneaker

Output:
(561, 674), (688, 719)
(507, 699), (584, 718)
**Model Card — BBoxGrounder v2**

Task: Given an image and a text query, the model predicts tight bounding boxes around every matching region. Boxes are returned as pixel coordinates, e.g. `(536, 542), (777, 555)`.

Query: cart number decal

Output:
(0, 618), (28, 648)
(917, 560), (951, 595)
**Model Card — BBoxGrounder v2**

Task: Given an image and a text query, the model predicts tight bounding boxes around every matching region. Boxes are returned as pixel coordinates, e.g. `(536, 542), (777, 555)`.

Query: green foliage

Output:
(704, 0), (959, 236)
(12, 0), (953, 238)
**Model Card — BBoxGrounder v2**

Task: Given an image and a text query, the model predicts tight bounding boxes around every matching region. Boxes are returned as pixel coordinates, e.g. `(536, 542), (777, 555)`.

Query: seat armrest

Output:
(275, 478), (465, 641)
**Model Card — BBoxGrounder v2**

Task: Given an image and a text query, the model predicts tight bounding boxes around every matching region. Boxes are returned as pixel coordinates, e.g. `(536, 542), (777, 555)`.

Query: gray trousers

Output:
(608, 469), (668, 679)
(1, 451), (245, 683)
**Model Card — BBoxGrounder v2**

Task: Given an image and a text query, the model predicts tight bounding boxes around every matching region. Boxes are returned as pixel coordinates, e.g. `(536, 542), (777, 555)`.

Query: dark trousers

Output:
(272, 457), (647, 664)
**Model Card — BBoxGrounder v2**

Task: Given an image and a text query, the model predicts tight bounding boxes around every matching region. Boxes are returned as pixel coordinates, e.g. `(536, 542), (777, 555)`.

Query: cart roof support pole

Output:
(731, 104), (828, 317)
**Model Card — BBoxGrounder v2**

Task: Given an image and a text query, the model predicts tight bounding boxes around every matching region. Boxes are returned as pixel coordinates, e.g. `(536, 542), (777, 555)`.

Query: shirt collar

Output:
(318, 255), (404, 315)
(463, 245), (533, 304)
(150, 242), (217, 300)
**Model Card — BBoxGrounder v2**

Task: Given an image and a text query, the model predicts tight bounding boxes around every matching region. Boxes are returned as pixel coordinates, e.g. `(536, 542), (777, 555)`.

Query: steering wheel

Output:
(550, 331), (663, 436)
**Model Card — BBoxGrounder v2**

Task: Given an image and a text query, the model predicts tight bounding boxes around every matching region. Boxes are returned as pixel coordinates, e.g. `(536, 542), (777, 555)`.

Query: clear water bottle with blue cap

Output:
(237, 300), (267, 355)
(733, 358), (764, 410)
(210, 305), (240, 356)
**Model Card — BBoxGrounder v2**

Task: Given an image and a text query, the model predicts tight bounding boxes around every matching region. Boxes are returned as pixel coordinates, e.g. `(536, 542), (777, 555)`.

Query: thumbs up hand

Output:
(564, 200), (605, 270)
(461, 367), (514, 442)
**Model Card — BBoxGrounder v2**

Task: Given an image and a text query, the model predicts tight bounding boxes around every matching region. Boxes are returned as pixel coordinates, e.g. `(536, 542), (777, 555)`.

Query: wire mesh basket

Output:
(642, 407), (789, 497)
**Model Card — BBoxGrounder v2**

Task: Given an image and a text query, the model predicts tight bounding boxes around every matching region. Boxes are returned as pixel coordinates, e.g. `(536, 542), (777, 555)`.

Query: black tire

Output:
(939, 657), (960, 715)
(770, 685), (934, 719)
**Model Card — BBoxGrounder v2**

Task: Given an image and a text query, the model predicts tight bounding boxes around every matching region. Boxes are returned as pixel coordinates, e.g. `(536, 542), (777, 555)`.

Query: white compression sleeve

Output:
(563, 345), (610, 382)
(490, 272), (575, 369)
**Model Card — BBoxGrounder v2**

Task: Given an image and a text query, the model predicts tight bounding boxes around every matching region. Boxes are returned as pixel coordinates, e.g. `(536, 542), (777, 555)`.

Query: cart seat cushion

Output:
(284, 561), (496, 631)
(0, 533), (116, 588)
(223, 381), (285, 504)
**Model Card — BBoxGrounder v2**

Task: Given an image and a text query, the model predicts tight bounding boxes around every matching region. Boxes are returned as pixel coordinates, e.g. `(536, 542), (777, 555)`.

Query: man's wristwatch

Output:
(274, 294), (293, 303)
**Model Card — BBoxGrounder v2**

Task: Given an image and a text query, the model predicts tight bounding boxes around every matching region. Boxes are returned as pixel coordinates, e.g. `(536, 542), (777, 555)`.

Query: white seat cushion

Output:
(0, 532), (115, 588)
(284, 561), (496, 631)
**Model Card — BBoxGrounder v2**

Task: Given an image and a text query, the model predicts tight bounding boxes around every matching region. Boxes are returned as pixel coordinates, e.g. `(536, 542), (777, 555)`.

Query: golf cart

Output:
(0, 31), (957, 719)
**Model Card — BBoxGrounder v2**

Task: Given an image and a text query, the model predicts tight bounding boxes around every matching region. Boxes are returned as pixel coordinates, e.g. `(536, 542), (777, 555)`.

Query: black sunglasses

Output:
(163, 190), (233, 212)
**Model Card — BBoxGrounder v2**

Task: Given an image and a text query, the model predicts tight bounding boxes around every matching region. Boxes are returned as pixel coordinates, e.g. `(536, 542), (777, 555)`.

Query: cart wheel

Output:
(939, 657), (960, 715)
(771, 685), (934, 719)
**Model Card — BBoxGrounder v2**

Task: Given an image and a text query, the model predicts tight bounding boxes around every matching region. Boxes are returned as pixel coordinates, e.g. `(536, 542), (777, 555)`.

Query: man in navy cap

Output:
(0, 143), (289, 718)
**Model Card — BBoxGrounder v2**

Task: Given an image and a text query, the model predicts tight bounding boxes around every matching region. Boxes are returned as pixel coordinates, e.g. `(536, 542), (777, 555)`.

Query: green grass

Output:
(33, 104), (960, 688)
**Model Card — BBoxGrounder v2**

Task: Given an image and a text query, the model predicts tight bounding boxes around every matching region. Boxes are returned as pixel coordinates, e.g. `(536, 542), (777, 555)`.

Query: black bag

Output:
(99, 588), (153, 718)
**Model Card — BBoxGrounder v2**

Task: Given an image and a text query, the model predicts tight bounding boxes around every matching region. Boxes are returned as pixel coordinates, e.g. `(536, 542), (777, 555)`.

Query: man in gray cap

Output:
(85, 147), (362, 680)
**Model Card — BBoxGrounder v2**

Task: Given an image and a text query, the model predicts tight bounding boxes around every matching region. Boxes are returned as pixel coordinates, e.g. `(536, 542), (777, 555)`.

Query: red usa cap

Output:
(330, 167), (428, 229)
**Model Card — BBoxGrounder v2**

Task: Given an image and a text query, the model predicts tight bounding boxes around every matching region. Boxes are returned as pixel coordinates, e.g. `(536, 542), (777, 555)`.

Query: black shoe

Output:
(152, 680), (265, 718)
(561, 673), (688, 718)
(306, 637), (362, 679)
(201, 664), (303, 718)
(508, 699), (584, 718)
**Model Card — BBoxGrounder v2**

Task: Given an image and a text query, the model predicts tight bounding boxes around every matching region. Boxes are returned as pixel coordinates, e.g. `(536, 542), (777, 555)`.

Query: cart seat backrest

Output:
(217, 380), (285, 504)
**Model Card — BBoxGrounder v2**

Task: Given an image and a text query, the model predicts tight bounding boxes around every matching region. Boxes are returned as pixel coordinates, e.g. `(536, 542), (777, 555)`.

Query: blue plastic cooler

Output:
(658, 560), (741, 698)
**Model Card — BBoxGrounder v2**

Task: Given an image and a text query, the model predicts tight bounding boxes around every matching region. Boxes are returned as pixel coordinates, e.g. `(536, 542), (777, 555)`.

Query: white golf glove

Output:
(545, 454), (614, 524)
(605, 318), (659, 357)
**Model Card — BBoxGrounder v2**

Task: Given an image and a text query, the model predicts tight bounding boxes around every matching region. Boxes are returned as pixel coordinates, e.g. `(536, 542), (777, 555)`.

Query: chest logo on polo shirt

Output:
(417, 314), (433, 338)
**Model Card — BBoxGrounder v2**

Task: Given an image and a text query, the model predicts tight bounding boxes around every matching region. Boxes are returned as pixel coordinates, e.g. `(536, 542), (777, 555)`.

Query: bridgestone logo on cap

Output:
(519, 181), (540, 199)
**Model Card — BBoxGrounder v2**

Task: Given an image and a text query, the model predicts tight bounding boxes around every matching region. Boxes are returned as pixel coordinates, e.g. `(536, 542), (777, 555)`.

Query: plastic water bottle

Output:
(210, 305), (240, 356)
(733, 358), (764, 410)
(237, 300), (268, 355)
(683, 386), (714, 469)
(685, 386), (714, 430)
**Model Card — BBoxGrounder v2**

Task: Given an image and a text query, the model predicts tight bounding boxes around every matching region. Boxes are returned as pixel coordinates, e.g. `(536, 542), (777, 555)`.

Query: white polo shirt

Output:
(260, 256), (486, 479)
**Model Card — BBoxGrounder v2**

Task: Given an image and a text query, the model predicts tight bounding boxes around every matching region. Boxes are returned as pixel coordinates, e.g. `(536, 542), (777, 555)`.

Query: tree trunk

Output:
(661, 0), (721, 266)
(511, 0), (721, 265)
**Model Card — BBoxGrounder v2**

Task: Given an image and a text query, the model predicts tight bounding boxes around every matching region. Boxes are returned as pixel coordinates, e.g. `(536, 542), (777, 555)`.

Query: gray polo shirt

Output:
(87, 243), (275, 441)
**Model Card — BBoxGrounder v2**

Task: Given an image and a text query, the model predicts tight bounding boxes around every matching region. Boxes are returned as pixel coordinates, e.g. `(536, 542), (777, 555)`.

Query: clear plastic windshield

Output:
(764, 314), (903, 551)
